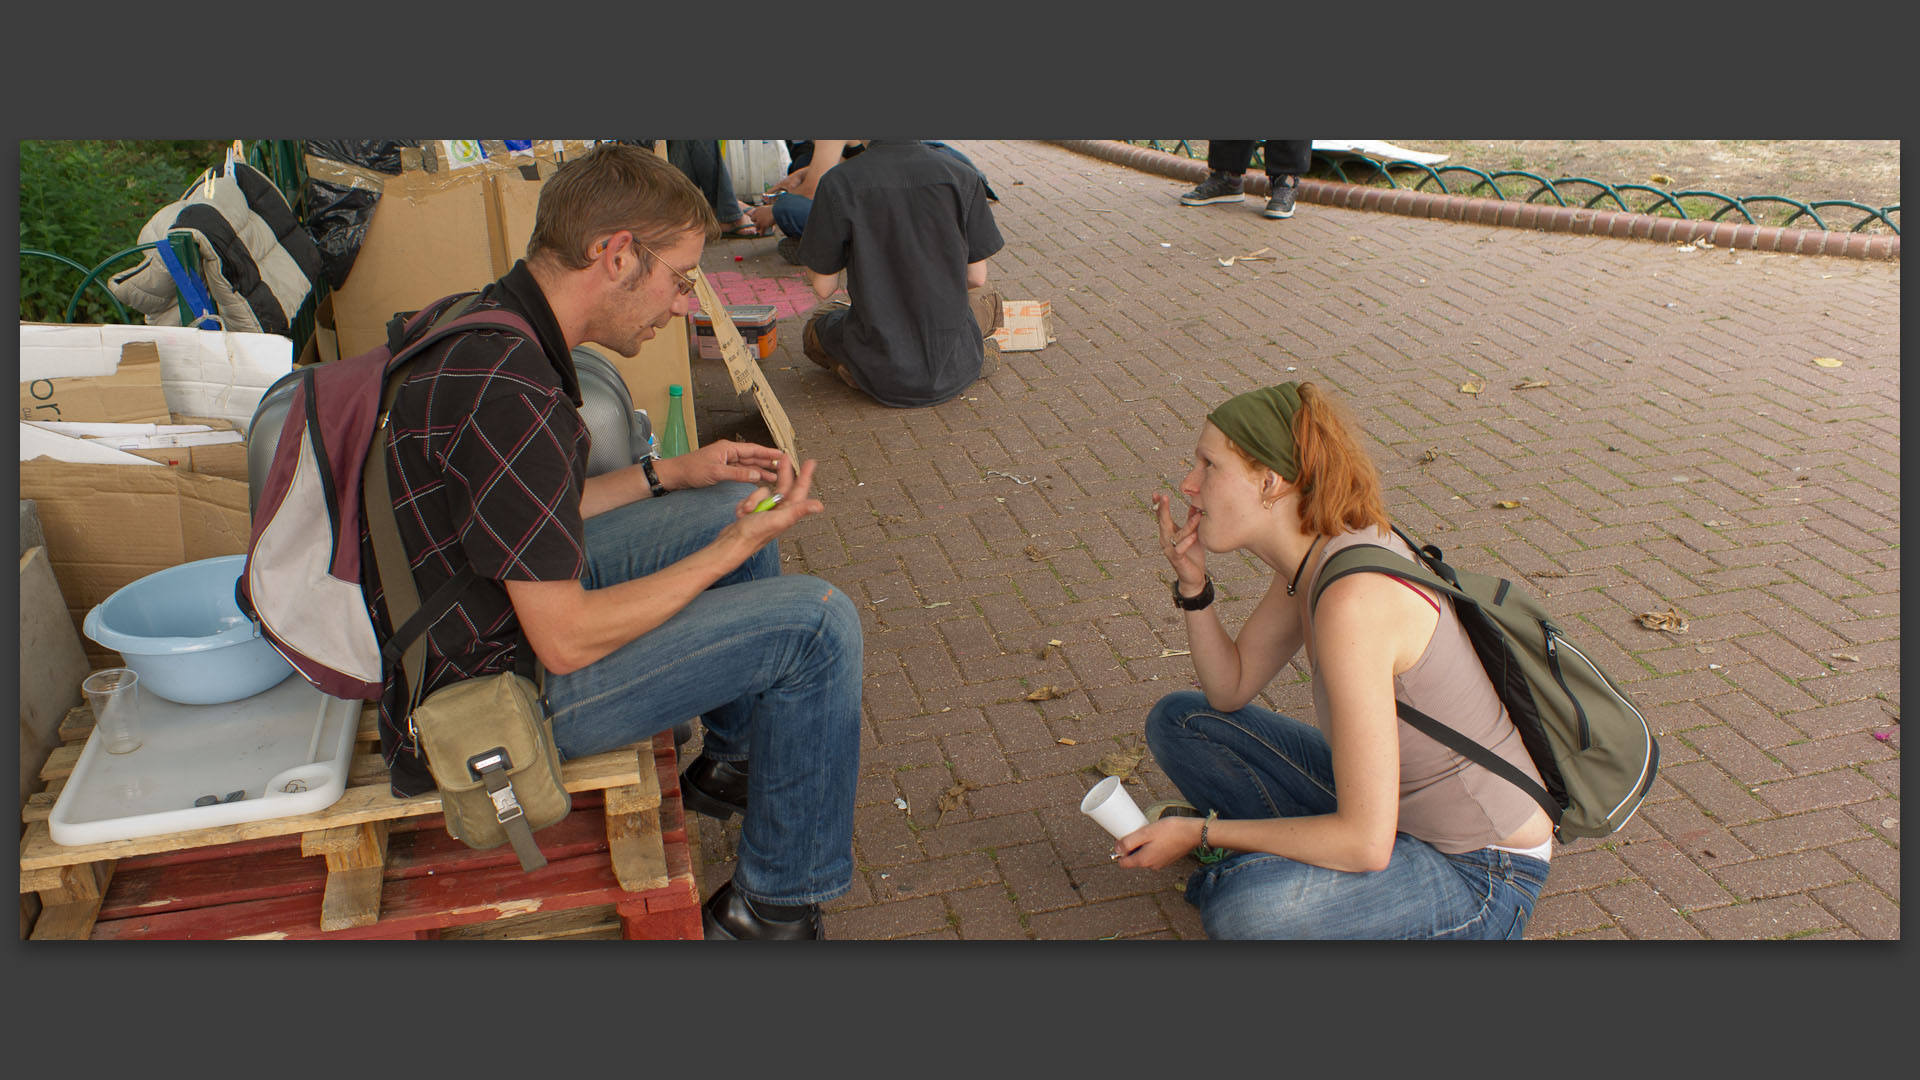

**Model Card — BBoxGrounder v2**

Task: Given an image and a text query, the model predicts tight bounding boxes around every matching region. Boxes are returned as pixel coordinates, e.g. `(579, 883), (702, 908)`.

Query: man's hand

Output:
(656, 439), (786, 491)
(720, 457), (825, 550)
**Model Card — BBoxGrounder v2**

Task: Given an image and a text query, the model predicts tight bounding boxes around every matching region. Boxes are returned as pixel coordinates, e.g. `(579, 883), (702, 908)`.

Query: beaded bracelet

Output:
(1199, 809), (1218, 849)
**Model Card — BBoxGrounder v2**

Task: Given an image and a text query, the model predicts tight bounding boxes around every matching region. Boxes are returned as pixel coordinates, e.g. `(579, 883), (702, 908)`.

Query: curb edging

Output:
(1050, 140), (1899, 262)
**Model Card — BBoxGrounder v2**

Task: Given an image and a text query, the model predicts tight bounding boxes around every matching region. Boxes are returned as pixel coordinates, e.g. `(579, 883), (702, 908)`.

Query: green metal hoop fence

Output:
(1128, 141), (1899, 236)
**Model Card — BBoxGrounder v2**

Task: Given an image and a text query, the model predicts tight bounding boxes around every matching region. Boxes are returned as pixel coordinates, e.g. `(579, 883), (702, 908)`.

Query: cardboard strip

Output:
(690, 270), (798, 463)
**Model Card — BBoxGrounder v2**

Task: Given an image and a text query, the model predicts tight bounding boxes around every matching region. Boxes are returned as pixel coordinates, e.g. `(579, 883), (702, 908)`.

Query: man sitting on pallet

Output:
(370, 143), (861, 940)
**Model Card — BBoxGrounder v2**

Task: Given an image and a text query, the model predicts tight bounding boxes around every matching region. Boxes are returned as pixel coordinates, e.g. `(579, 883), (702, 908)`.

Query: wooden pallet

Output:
(20, 704), (700, 940)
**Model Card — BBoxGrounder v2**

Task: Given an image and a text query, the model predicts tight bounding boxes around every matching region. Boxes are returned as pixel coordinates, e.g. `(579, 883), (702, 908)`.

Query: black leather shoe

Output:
(702, 880), (823, 940)
(680, 753), (749, 821)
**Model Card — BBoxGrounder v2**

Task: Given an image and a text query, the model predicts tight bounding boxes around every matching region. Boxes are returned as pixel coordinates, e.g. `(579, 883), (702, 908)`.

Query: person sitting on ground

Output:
(368, 143), (861, 940)
(1115, 381), (1553, 939)
(794, 138), (1005, 408)
(1178, 140), (1311, 219)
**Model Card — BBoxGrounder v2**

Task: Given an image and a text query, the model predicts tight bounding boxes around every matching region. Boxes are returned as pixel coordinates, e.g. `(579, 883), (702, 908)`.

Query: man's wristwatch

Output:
(640, 455), (668, 499)
(1172, 575), (1214, 611)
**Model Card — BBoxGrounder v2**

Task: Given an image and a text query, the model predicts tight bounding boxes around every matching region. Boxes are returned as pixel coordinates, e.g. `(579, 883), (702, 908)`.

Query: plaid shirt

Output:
(363, 262), (588, 796)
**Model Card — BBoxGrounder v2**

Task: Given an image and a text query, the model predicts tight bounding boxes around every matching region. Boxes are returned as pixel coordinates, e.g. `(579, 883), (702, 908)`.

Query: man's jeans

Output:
(1145, 690), (1549, 939)
(545, 482), (862, 908)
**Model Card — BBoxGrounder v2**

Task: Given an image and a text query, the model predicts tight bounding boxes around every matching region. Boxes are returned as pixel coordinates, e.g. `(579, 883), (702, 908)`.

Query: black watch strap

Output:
(641, 455), (667, 499)
(1172, 575), (1215, 611)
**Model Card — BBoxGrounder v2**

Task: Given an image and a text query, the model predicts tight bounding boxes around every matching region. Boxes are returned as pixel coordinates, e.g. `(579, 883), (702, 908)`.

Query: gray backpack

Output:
(1312, 526), (1660, 842)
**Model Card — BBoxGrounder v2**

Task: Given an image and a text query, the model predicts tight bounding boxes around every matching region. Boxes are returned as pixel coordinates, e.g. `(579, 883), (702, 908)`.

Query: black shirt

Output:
(798, 140), (1004, 408)
(365, 260), (589, 796)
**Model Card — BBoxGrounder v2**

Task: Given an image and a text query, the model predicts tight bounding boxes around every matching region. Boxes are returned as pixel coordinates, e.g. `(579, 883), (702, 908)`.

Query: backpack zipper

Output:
(1541, 624), (1593, 751)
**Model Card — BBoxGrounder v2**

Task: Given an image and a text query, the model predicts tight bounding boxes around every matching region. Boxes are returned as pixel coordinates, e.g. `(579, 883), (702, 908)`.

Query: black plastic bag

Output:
(302, 141), (419, 290)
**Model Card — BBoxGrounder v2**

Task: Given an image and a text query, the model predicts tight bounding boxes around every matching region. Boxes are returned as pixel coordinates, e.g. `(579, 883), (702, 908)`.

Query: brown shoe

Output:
(802, 315), (833, 370)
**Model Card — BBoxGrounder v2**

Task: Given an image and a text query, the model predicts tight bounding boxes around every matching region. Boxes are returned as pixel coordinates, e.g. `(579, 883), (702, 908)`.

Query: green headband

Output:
(1207, 382), (1303, 482)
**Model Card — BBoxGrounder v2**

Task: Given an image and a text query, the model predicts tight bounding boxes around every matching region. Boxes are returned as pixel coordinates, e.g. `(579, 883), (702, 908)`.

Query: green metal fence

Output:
(1128, 141), (1900, 236)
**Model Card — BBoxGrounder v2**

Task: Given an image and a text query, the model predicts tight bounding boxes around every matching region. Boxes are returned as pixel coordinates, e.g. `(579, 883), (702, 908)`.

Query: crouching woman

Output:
(1117, 382), (1552, 939)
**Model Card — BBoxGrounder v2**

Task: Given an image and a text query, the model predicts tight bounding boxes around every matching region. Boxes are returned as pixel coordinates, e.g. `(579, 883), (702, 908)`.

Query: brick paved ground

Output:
(685, 140), (1900, 940)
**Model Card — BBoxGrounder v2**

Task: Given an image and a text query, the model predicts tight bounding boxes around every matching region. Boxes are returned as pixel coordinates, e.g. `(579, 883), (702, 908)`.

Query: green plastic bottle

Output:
(660, 384), (690, 458)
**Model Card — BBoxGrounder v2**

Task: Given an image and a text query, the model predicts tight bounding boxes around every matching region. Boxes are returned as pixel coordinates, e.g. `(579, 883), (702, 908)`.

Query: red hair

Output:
(1222, 382), (1389, 537)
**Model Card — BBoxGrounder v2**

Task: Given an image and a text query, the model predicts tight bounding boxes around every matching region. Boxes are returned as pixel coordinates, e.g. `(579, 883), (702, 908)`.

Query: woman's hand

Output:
(1152, 491), (1208, 594)
(1113, 816), (1205, 870)
(656, 439), (786, 491)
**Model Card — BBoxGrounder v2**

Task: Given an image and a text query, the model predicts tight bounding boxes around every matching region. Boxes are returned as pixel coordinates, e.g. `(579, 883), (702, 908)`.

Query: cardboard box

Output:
(18, 460), (252, 671)
(18, 340), (171, 427)
(326, 152), (697, 446)
(18, 326), (256, 668)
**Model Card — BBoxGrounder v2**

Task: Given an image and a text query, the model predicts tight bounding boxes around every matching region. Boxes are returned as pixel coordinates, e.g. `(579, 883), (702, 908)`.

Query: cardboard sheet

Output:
(992, 300), (1056, 352)
(18, 460), (253, 670)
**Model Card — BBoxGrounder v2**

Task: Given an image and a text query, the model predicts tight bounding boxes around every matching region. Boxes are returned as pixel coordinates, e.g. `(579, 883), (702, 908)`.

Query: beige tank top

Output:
(1301, 526), (1544, 854)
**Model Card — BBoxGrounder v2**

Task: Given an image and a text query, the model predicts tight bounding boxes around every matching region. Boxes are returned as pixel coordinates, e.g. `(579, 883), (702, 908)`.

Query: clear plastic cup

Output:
(83, 668), (143, 754)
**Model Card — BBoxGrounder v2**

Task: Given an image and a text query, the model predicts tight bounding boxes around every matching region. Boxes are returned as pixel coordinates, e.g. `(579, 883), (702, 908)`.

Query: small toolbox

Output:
(691, 304), (779, 360)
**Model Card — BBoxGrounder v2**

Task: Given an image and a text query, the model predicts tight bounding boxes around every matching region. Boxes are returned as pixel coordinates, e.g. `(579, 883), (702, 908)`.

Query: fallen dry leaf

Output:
(1024, 544), (1056, 561)
(1638, 606), (1690, 633)
(1494, 500), (1522, 509)
(1026, 685), (1071, 702)
(1648, 173), (1674, 186)
(1812, 357), (1844, 368)
(1095, 738), (1149, 783)
(936, 780), (978, 825)
(1418, 446), (1443, 464)
(1829, 652), (1861, 663)
(1513, 378), (1551, 390)
(1460, 380), (1486, 396)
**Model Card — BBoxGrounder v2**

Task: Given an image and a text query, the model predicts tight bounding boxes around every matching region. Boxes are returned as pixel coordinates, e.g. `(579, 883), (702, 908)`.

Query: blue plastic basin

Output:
(83, 555), (295, 705)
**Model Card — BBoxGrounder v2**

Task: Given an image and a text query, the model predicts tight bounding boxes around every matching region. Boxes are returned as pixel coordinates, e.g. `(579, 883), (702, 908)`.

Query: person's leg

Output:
(1261, 139), (1312, 178)
(1144, 690), (1549, 939)
(1260, 140), (1312, 219)
(1206, 140), (1258, 175)
(803, 309), (864, 394)
(1144, 690), (1338, 819)
(1181, 141), (1254, 205)
(667, 141), (736, 224)
(1186, 835), (1548, 939)
(771, 193), (812, 238)
(546, 490), (861, 908)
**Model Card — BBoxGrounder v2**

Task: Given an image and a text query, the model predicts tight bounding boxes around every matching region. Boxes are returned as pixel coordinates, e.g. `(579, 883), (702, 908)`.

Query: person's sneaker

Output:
(777, 236), (804, 264)
(978, 336), (1000, 379)
(1178, 170), (1246, 206)
(1263, 176), (1298, 219)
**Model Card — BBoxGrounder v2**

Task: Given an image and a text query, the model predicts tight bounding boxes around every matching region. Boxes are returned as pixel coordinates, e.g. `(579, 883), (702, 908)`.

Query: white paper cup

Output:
(1080, 775), (1149, 840)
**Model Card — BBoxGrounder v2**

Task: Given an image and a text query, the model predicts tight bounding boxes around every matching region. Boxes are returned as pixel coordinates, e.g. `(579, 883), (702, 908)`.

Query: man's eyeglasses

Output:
(601, 231), (698, 296)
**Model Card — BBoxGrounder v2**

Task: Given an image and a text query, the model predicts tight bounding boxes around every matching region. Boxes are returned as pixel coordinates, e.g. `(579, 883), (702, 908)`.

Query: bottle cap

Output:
(669, 385), (683, 397)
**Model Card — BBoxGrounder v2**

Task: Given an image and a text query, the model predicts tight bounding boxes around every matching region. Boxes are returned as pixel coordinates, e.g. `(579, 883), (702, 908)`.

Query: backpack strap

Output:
(1310, 540), (1562, 825)
(362, 300), (546, 715)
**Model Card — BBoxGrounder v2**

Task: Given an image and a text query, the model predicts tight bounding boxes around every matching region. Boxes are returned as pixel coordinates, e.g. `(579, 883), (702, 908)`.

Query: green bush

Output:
(19, 140), (227, 323)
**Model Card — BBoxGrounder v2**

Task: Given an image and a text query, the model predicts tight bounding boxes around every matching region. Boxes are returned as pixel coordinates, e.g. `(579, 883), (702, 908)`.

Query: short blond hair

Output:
(526, 143), (718, 270)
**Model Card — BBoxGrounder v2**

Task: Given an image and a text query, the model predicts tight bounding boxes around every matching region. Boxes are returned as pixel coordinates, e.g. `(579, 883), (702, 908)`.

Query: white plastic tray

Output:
(48, 676), (359, 847)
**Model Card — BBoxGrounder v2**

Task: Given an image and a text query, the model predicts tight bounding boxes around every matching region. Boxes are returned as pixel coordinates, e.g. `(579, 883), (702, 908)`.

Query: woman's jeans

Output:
(545, 482), (862, 908)
(1146, 691), (1549, 939)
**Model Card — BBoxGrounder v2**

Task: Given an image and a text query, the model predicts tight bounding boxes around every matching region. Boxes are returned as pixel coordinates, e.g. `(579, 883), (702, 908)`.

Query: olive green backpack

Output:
(1312, 526), (1660, 843)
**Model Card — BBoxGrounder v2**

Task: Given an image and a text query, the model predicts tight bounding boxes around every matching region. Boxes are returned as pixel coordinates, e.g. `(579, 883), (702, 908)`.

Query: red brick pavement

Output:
(687, 140), (1899, 940)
